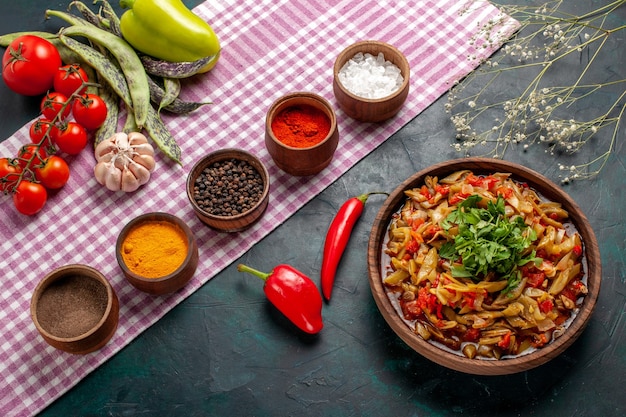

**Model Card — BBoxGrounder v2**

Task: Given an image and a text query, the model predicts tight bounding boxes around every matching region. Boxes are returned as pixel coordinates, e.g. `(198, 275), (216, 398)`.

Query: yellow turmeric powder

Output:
(121, 220), (188, 278)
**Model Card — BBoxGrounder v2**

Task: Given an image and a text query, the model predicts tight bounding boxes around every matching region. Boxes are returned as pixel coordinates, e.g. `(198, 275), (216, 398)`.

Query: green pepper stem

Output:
(119, 0), (136, 9)
(237, 263), (270, 281)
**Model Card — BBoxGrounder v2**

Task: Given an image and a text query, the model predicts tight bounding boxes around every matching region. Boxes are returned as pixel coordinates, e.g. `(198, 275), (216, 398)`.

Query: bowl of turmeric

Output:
(116, 212), (199, 295)
(265, 92), (339, 176)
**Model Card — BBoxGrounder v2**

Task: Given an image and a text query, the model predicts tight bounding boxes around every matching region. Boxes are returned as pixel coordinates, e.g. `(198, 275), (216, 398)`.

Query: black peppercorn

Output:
(193, 158), (264, 217)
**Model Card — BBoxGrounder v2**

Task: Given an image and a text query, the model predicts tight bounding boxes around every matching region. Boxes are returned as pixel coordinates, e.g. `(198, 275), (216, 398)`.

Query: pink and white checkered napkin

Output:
(0, 1), (517, 415)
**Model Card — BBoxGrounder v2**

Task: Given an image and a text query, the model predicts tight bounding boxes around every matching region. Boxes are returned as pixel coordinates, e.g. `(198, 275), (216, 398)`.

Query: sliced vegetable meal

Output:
(382, 170), (588, 360)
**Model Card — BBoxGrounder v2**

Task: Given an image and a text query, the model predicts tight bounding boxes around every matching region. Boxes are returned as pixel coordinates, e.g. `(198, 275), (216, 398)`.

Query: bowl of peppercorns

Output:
(186, 148), (270, 232)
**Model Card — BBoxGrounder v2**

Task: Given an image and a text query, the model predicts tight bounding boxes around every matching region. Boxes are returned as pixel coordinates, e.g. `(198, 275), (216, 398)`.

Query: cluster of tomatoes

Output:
(1, 35), (107, 215)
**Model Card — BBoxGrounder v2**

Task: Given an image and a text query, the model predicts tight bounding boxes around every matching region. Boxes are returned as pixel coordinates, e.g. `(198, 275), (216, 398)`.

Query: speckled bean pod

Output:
(140, 54), (217, 79)
(59, 34), (181, 163)
(94, 75), (119, 147)
(97, 0), (122, 37)
(58, 22), (150, 129)
(147, 76), (210, 114)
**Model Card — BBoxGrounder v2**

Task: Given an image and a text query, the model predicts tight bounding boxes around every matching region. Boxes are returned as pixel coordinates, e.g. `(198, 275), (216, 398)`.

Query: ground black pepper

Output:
(36, 275), (108, 338)
(193, 158), (264, 216)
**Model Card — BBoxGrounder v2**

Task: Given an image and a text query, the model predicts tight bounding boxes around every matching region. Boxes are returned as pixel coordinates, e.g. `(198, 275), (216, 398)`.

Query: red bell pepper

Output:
(320, 192), (387, 301)
(237, 263), (324, 334)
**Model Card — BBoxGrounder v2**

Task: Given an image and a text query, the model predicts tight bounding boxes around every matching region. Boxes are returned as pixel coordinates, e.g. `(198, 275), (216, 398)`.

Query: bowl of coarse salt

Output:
(333, 40), (410, 123)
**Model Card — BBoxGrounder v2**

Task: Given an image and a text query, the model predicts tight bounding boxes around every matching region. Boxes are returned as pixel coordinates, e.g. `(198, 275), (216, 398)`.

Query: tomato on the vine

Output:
(72, 94), (108, 130)
(0, 157), (22, 193)
(13, 180), (47, 215)
(41, 91), (71, 120)
(1, 35), (62, 96)
(55, 122), (87, 155)
(17, 144), (47, 168)
(34, 155), (70, 189)
(29, 118), (58, 150)
(53, 64), (88, 97)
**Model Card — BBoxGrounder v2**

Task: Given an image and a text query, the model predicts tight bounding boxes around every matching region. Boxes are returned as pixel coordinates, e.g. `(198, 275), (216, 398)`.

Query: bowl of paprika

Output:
(333, 40), (410, 123)
(186, 148), (270, 232)
(31, 264), (119, 354)
(116, 212), (199, 295)
(265, 92), (339, 176)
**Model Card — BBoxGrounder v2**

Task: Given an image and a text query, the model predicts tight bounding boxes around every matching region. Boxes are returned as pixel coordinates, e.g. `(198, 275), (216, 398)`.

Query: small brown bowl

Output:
(368, 158), (601, 375)
(116, 212), (199, 295)
(333, 40), (410, 122)
(265, 92), (339, 176)
(30, 264), (119, 354)
(186, 148), (270, 232)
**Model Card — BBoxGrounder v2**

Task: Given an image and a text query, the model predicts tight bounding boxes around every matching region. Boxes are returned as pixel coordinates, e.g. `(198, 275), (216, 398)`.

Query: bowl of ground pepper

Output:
(30, 264), (119, 354)
(187, 148), (270, 232)
(265, 91), (339, 176)
(116, 212), (199, 295)
(333, 40), (410, 122)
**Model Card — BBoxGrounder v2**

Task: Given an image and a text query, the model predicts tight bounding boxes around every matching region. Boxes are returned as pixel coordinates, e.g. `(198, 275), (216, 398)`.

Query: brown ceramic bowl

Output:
(368, 158), (601, 375)
(116, 212), (199, 295)
(187, 148), (270, 232)
(333, 40), (410, 122)
(265, 92), (339, 176)
(30, 264), (119, 354)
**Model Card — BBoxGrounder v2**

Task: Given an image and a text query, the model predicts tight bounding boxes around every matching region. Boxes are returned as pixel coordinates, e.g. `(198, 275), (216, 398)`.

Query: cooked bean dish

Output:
(382, 170), (588, 360)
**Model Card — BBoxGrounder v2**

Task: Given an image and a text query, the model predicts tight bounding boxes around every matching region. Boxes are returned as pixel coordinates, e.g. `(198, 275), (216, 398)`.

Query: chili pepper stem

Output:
(356, 191), (389, 204)
(237, 263), (270, 281)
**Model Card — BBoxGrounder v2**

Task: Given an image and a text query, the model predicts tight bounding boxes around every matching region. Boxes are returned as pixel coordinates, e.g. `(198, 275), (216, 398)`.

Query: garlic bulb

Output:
(94, 132), (156, 192)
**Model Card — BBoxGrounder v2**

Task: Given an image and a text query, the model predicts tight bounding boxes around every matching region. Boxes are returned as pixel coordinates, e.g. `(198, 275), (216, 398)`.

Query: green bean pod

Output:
(96, 0), (122, 37)
(57, 21), (150, 129)
(45, 9), (92, 27)
(68, 1), (103, 28)
(147, 76), (210, 114)
(94, 75), (120, 147)
(0, 31), (57, 47)
(59, 34), (181, 163)
(158, 78), (181, 113)
(140, 54), (217, 79)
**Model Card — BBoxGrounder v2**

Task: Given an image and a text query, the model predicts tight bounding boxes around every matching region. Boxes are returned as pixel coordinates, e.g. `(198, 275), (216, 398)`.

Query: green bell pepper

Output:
(119, 0), (220, 63)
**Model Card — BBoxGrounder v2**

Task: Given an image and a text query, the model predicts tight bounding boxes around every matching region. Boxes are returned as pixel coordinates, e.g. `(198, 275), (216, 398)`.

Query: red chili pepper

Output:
(320, 192), (387, 301)
(237, 263), (324, 334)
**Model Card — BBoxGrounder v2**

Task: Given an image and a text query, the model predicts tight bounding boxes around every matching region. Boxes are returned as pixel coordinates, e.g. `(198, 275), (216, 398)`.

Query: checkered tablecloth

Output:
(0, 1), (517, 415)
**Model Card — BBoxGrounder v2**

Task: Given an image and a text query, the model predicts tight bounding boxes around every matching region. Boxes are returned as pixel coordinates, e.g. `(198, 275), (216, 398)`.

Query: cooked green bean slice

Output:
(58, 22), (150, 128)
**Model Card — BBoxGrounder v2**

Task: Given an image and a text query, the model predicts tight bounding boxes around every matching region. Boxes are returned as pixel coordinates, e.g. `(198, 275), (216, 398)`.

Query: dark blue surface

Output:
(1, 1), (624, 416)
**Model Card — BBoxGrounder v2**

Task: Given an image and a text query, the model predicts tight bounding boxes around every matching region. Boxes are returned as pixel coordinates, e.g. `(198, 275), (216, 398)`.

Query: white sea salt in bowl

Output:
(333, 40), (410, 122)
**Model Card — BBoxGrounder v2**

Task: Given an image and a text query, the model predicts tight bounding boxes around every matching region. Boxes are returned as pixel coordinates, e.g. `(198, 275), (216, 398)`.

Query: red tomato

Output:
(13, 180), (47, 215)
(40, 91), (71, 120)
(34, 155), (70, 189)
(1, 35), (62, 96)
(17, 144), (47, 168)
(55, 122), (88, 155)
(53, 64), (88, 97)
(29, 118), (59, 150)
(72, 94), (108, 130)
(0, 157), (22, 192)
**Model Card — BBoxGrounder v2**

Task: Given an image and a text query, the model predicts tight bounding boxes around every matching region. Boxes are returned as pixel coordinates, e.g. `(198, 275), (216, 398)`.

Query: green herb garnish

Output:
(440, 195), (540, 291)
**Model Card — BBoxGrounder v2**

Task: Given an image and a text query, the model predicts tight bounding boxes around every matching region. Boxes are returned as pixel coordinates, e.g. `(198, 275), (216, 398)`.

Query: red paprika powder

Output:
(270, 104), (331, 148)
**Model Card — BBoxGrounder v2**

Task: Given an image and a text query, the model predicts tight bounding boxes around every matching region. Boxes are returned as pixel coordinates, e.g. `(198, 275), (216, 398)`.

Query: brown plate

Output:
(367, 158), (601, 375)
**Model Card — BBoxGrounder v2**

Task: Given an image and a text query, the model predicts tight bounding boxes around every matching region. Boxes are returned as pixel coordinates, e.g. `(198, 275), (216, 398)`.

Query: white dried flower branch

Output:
(447, 0), (626, 182)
